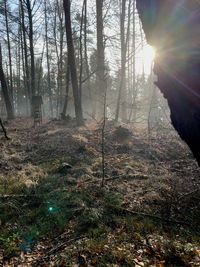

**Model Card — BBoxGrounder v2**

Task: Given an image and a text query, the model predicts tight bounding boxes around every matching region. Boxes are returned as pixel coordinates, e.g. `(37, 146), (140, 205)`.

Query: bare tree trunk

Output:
(20, 0), (31, 103)
(84, 0), (94, 116)
(79, 0), (85, 101)
(63, 0), (84, 126)
(61, 61), (70, 118)
(128, 0), (136, 122)
(58, 2), (64, 115)
(0, 44), (14, 120)
(54, 0), (64, 117)
(96, 0), (105, 119)
(4, 0), (13, 103)
(115, 0), (131, 122)
(44, 0), (53, 117)
(26, 0), (35, 97)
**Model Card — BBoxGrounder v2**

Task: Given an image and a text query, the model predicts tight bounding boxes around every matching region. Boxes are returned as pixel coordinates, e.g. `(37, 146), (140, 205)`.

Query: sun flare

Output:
(143, 45), (156, 63)
(137, 45), (156, 74)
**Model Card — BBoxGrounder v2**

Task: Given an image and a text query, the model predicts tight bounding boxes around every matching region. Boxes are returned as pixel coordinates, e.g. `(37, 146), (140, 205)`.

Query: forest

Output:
(0, 0), (200, 266)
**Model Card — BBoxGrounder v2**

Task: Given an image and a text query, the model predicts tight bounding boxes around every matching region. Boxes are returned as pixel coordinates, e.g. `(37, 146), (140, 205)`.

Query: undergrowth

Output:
(0, 167), (199, 265)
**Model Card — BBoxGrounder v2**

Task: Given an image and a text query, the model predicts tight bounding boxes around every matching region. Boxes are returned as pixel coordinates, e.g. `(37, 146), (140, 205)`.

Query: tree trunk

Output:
(0, 44), (14, 119)
(26, 0), (35, 97)
(136, 0), (200, 166)
(20, 0), (31, 103)
(61, 61), (70, 118)
(96, 0), (105, 119)
(4, 0), (13, 103)
(115, 0), (131, 122)
(44, 0), (53, 117)
(84, 0), (94, 116)
(63, 0), (84, 126)
(128, 0), (136, 123)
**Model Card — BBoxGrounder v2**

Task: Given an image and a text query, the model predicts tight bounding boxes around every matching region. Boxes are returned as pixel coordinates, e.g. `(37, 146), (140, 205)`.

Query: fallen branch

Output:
(32, 237), (79, 266)
(105, 173), (148, 181)
(0, 118), (10, 140)
(178, 189), (200, 201)
(0, 194), (42, 199)
(0, 249), (3, 267)
(107, 204), (191, 226)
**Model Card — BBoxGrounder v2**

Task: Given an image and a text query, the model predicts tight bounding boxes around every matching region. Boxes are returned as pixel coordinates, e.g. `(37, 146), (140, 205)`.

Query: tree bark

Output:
(44, 0), (53, 117)
(26, 0), (35, 97)
(84, 0), (94, 116)
(136, 0), (200, 166)
(0, 44), (14, 120)
(20, 0), (31, 103)
(115, 0), (131, 122)
(61, 61), (70, 118)
(96, 0), (105, 119)
(4, 0), (13, 103)
(63, 0), (84, 126)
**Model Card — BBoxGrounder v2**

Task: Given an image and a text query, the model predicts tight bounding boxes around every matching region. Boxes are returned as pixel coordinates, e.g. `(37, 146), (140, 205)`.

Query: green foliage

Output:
(87, 225), (108, 240)
(75, 210), (100, 235)
(0, 232), (20, 258)
(103, 191), (122, 208)
(98, 253), (116, 266)
(125, 215), (161, 237)
(0, 176), (24, 195)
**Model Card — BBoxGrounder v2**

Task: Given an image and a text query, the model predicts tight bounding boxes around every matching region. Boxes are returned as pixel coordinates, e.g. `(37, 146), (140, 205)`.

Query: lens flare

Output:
(142, 45), (156, 64)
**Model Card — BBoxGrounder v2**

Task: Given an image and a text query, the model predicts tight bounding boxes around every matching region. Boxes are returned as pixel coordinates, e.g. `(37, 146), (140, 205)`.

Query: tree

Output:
(25, 0), (35, 98)
(20, 0), (31, 102)
(115, 0), (131, 122)
(44, 0), (53, 117)
(0, 43), (14, 119)
(96, 0), (105, 119)
(136, 0), (200, 165)
(4, 0), (13, 102)
(63, 0), (84, 126)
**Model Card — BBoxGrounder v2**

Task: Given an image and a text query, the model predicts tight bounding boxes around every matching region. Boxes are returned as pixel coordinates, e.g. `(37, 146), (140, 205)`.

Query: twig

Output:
(105, 173), (148, 181)
(178, 189), (200, 201)
(101, 75), (108, 188)
(32, 237), (79, 266)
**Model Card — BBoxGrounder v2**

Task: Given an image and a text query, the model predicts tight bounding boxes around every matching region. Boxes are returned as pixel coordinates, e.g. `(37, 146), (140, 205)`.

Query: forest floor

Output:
(0, 117), (200, 267)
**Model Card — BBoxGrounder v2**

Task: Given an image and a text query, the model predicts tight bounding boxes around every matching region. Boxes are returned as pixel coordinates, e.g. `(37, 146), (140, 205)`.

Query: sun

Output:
(137, 45), (156, 74)
(143, 45), (156, 64)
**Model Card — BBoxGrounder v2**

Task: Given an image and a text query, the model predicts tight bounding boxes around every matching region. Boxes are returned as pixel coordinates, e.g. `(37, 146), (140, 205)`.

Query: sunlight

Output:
(137, 45), (156, 74)
(143, 45), (156, 64)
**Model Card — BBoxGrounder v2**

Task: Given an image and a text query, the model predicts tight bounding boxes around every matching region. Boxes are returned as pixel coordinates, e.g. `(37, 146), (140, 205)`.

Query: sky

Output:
(1, 0), (155, 76)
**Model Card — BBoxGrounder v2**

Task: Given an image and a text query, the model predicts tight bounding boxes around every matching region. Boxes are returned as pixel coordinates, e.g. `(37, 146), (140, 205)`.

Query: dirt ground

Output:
(0, 117), (200, 266)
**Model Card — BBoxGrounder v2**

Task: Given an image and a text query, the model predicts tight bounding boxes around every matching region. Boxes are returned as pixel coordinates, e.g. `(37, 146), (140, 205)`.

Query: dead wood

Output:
(0, 118), (10, 140)
(107, 204), (191, 226)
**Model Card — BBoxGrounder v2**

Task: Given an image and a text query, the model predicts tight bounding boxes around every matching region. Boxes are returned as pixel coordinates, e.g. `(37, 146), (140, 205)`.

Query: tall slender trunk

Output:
(20, 0), (30, 102)
(84, 0), (94, 115)
(44, 0), (53, 117)
(54, 0), (64, 117)
(61, 61), (70, 118)
(129, 0), (136, 122)
(63, 0), (84, 126)
(115, 0), (131, 122)
(4, 0), (13, 103)
(79, 0), (85, 99)
(16, 24), (21, 115)
(26, 0), (35, 97)
(0, 44), (14, 119)
(96, 0), (105, 119)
